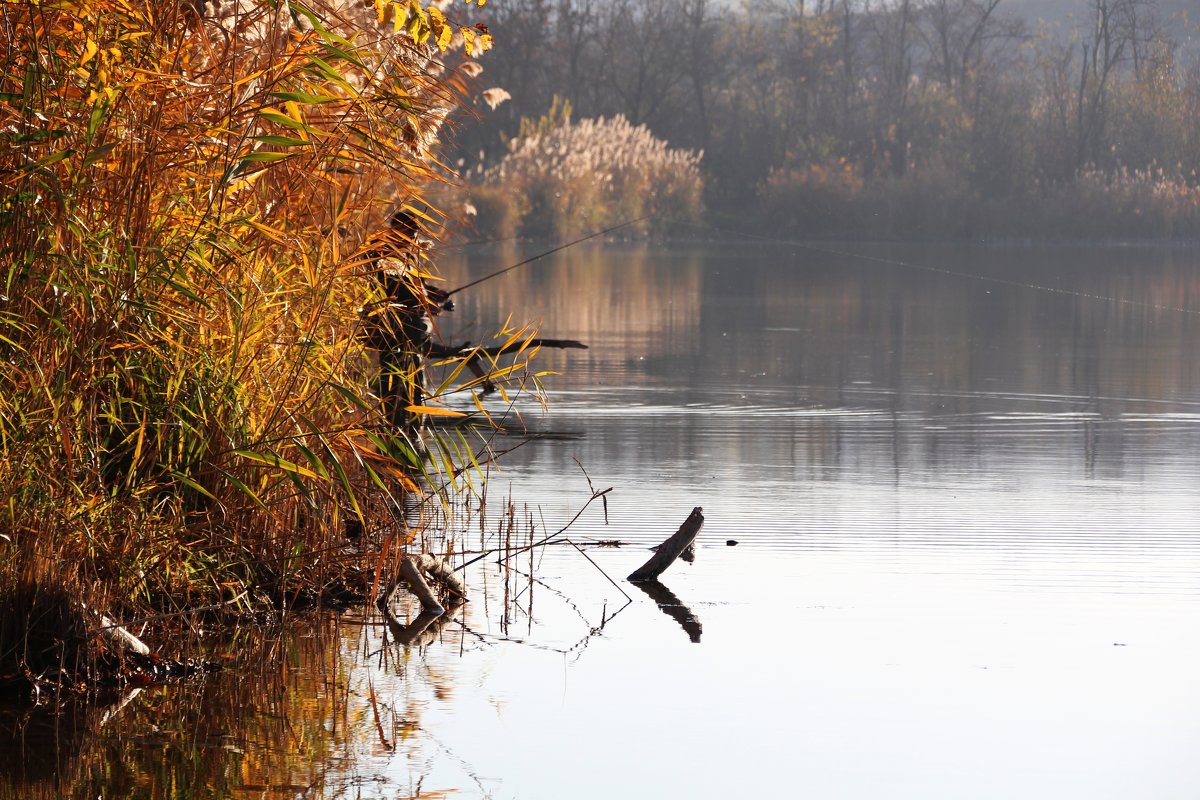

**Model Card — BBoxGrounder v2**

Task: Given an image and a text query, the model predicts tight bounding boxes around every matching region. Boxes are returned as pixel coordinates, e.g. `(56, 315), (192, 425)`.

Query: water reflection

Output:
(0, 697), (111, 797)
(12, 242), (1200, 798)
(438, 243), (1200, 560)
(0, 632), (287, 799)
(427, 242), (1200, 797)
(630, 580), (702, 643)
(383, 600), (465, 648)
(0, 615), (477, 800)
(442, 241), (1200, 417)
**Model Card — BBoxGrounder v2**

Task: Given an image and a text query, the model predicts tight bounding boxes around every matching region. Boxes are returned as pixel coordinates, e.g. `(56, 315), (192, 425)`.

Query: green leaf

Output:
(29, 149), (74, 169)
(294, 442), (332, 480)
(319, 41), (368, 71)
(364, 431), (422, 468)
(81, 142), (118, 168)
(329, 382), (375, 412)
(169, 470), (219, 502)
(87, 98), (109, 138)
(5, 129), (66, 145)
(304, 55), (358, 95)
(268, 91), (340, 105)
(361, 459), (390, 494)
(324, 434), (365, 523)
(259, 109), (321, 134)
(156, 273), (211, 308)
(233, 448), (323, 480)
(239, 151), (292, 163)
(216, 467), (267, 510)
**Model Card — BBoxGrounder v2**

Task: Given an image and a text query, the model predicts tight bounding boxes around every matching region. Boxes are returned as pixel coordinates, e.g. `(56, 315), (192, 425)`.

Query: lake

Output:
(7, 241), (1200, 799)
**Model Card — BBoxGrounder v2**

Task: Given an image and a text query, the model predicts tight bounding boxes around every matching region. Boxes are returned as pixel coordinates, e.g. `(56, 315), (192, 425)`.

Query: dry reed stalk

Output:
(463, 109), (704, 239)
(0, 0), (533, 678)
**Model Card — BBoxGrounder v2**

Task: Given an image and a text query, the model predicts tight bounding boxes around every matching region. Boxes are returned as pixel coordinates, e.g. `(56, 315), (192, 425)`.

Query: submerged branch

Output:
(628, 507), (705, 582)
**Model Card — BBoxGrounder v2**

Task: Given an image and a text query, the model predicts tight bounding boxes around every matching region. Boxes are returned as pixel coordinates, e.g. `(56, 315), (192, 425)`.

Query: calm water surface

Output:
(9, 242), (1200, 799)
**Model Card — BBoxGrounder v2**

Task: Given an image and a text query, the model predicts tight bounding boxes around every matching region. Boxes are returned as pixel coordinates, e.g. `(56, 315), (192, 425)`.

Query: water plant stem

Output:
(456, 486), (613, 572)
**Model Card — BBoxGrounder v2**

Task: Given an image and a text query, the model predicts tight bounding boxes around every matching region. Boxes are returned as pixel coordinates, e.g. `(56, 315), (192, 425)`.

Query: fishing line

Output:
(707, 225), (1200, 318)
(447, 214), (652, 296)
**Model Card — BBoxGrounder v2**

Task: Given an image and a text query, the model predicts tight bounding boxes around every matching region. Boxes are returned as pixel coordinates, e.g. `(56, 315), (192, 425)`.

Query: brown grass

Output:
(0, 0), (523, 669)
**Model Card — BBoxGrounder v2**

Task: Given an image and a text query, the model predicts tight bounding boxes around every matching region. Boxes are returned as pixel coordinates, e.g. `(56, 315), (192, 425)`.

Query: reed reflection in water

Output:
(0, 621), (363, 800)
(0, 595), (542, 800)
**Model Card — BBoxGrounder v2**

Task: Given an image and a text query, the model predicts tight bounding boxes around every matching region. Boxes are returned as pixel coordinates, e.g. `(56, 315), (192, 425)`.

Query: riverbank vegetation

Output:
(454, 100), (704, 239)
(0, 0), (513, 690)
(455, 0), (1200, 241)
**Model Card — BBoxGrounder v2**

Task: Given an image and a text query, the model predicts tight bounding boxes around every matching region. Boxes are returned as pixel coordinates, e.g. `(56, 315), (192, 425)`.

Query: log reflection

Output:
(631, 580), (702, 643)
(384, 599), (465, 648)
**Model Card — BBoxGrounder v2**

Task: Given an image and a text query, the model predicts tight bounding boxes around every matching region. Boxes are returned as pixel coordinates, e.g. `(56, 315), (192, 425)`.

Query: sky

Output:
(1005, 0), (1195, 38)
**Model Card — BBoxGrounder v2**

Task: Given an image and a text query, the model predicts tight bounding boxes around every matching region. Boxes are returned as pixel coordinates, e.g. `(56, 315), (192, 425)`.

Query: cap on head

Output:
(389, 209), (420, 235)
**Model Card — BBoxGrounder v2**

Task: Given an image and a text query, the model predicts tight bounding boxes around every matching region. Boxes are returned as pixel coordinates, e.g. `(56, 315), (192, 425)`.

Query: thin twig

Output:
(454, 486), (613, 572)
(565, 538), (631, 602)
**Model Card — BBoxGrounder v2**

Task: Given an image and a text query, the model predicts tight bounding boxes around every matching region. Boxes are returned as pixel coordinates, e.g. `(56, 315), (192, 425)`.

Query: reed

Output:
(457, 104), (705, 240)
(0, 0), (518, 660)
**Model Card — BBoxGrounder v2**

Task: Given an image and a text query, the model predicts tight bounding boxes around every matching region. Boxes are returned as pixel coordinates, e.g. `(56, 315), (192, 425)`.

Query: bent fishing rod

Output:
(445, 214), (652, 297)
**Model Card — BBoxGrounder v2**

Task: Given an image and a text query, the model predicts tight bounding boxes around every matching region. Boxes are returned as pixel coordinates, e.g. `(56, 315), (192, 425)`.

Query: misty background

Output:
(446, 0), (1200, 239)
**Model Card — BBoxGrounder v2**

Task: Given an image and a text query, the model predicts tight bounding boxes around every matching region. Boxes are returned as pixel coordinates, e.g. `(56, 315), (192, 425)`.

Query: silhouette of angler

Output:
(362, 210), (453, 427)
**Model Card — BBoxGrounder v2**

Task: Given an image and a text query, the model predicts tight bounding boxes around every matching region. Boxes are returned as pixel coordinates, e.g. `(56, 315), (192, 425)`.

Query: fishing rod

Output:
(446, 214), (652, 297)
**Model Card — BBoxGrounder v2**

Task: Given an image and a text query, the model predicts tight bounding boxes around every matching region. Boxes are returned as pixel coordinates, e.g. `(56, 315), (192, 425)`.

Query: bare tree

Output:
(1073, 0), (1158, 169)
(862, 0), (917, 177)
(920, 0), (1003, 96)
(593, 0), (690, 127)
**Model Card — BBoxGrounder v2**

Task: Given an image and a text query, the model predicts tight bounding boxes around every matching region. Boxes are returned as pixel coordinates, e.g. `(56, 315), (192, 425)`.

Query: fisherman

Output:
(362, 209), (603, 428)
(362, 209), (453, 427)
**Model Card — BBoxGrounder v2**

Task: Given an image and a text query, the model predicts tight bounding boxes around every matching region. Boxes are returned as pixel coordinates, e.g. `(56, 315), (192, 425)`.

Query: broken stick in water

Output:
(398, 558), (443, 614)
(379, 554), (468, 616)
(627, 507), (705, 582)
(95, 610), (151, 656)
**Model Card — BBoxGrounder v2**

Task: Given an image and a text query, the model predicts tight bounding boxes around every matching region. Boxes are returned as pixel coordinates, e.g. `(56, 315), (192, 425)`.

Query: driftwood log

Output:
(378, 554), (466, 615)
(94, 610), (151, 656)
(628, 507), (705, 581)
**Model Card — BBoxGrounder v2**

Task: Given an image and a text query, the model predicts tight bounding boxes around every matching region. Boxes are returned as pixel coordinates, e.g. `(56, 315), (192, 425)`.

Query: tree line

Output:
(453, 0), (1200, 238)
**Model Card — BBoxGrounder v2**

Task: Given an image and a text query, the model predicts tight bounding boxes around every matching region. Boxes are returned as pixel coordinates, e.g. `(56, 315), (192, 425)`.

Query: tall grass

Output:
(0, 0), (511, 624)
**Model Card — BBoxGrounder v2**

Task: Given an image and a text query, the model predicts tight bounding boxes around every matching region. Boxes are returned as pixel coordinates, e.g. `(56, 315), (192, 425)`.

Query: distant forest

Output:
(451, 0), (1200, 239)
